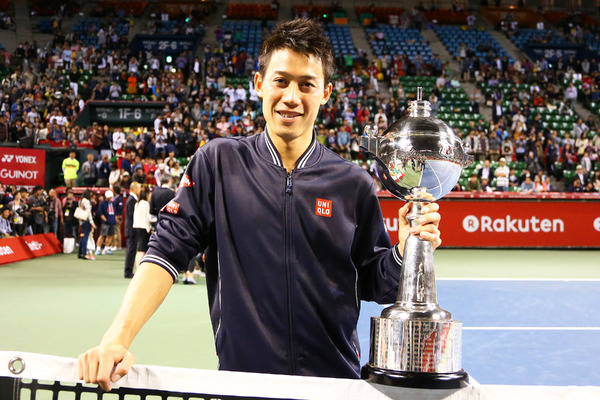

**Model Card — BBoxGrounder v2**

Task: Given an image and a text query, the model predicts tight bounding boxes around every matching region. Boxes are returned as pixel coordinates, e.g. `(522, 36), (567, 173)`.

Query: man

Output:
(46, 188), (63, 237)
(27, 185), (46, 234)
(0, 206), (13, 237)
(62, 151), (80, 188)
(81, 153), (98, 187)
(78, 20), (441, 390)
(111, 185), (124, 251)
(97, 154), (111, 187)
(123, 182), (141, 278)
(95, 190), (116, 255)
(494, 157), (510, 192)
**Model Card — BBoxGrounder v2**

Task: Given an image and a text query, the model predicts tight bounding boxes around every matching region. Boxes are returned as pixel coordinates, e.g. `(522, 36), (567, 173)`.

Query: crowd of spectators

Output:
(0, 8), (599, 196)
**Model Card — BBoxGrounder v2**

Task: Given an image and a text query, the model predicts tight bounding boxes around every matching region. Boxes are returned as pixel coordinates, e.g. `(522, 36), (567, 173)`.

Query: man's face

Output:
(255, 49), (332, 144)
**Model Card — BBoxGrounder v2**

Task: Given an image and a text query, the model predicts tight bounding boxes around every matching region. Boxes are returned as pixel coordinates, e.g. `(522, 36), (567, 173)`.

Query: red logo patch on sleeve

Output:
(164, 201), (180, 215)
(316, 198), (332, 218)
(179, 174), (194, 188)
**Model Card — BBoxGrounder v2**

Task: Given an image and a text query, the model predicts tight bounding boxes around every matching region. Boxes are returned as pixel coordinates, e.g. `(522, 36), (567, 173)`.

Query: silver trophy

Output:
(360, 88), (472, 389)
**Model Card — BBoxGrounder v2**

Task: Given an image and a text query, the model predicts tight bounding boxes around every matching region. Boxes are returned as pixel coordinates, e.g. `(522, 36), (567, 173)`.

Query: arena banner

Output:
(129, 34), (201, 55)
(22, 234), (62, 258)
(0, 148), (46, 188)
(379, 195), (600, 248)
(0, 237), (34, 266)
(72, 101), (167, 127)
(522, 43), (594, 62)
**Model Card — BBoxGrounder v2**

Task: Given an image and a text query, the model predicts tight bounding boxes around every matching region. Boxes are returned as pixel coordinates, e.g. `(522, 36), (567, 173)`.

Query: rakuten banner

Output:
(0, 237), (34, 265)
(379, 197), (600, 248)
(0, 234), (62, 265)
(0, 147), (46, 187)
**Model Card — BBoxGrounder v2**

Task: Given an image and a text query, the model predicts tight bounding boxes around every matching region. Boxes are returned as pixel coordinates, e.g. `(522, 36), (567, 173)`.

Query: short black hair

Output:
(258, 18), (335, 87)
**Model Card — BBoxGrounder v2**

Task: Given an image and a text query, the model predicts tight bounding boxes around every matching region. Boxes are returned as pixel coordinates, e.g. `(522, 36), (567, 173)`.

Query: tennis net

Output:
(1, 351), (599, 400)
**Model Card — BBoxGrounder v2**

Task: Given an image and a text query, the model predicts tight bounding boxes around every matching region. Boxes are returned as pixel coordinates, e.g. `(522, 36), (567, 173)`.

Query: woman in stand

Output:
(132, 189), (152, 272)
(78, 189), (96, 260)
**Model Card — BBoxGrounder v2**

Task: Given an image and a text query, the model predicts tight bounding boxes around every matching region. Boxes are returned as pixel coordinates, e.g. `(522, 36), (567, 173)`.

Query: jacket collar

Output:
(259, 128), (321, 170)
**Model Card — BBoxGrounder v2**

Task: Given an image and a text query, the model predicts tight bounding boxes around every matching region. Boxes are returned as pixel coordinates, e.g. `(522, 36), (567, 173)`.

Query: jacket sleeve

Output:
(142, 149), (214, 281)
(352, 182), (402, 305)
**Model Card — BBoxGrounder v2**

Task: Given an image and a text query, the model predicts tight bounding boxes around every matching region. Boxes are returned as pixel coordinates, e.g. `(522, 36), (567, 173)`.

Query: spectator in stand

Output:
(95, 190), (116, 256)
(132, 166), (147, 184)
(81, 153), (98, 187)
(78, 189), (95, 260)
(520, 175), (536, 193)
(567, 177), (584, 193)
(465, 173), (481, 192)
(62, 150), (80, 188)
(478, 159), (494, 183)
(494, 157), (510, 192)
(575, 164), (589, 186)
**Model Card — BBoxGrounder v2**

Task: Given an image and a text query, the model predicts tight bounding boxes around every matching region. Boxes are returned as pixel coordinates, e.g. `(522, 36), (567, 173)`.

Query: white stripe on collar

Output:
(296, 138), (316, 169)
(264, 133), (282, 167)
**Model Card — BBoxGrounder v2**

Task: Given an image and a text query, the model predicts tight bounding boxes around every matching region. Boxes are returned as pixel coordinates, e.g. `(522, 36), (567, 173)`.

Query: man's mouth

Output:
(277, 111), (302, 119)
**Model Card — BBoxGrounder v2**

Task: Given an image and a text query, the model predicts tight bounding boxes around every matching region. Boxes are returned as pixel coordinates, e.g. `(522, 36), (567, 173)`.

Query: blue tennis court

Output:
(358, 279), (600, 386)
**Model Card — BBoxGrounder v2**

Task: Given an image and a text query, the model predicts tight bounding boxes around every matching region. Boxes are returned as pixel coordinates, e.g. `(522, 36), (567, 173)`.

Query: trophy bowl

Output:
(360, 88), (472, 389)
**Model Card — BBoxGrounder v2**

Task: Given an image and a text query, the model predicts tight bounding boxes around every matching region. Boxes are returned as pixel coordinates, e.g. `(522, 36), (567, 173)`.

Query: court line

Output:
(437, 278), (600, 282)
(463, 327), (600, 331)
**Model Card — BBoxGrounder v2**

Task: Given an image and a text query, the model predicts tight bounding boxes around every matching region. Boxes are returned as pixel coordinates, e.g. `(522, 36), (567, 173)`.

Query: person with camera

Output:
(8, 189), (28, 236)
(27, 185), (47, 234)
(62, 189), (79, 240)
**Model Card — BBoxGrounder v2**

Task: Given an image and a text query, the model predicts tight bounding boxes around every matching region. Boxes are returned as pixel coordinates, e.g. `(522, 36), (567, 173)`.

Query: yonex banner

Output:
(379, 194), (600, 248)
(0, 147), (46, 188)
(0, 234), (62, 265)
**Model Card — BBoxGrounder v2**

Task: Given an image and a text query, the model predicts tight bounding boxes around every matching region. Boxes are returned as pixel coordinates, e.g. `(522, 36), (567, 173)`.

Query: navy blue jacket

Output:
(142, 131), (402, 379)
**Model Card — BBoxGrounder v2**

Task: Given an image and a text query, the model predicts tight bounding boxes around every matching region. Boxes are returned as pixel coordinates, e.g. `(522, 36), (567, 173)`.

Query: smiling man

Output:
(78, 19), (442, 390)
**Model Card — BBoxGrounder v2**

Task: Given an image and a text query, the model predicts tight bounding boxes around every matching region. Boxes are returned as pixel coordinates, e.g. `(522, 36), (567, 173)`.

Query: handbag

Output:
(74, 199), (89, 221)
(63, 237), (75, 254)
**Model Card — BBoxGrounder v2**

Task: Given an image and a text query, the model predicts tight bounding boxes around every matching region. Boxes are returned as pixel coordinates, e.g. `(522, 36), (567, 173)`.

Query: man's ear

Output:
(254, 72), (263, 99)
(321, 82), (333, 105)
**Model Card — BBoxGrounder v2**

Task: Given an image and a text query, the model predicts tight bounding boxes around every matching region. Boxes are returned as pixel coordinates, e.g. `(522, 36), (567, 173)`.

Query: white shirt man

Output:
(112, 129), (126, 151)
(494, 158), (510, 191)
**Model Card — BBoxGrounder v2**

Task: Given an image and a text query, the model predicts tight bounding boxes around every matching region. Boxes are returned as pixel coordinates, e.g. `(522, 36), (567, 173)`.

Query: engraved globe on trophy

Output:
(360, 87), (473, 389)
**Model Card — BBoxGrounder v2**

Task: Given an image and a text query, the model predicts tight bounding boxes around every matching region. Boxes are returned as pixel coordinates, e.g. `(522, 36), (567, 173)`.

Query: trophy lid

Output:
(361, 87), (472, 201)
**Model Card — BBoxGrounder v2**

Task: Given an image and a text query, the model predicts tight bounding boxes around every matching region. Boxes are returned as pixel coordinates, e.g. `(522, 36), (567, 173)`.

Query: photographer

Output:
(27, 185), (46, 234)
(8, 189), (28, 236)
(62, 189), (79, 239)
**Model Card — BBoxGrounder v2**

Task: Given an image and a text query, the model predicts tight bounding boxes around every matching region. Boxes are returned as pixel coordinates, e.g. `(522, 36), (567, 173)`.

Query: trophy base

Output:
(361, 365), (469, 389)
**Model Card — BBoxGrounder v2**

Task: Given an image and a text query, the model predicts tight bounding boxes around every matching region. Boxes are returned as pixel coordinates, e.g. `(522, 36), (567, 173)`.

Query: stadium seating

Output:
(325, 24), (357, 57)
(434, 26), (512, 62)
(226, 4), (277, 20)
(71, 18), (131, 49)
(366, 25), (433, 64)
(221, 20), (275, 59)
(509, 28), (566, 50)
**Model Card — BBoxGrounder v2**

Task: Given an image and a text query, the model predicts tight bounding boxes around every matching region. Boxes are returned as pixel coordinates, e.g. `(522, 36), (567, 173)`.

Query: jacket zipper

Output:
(284, 170), (297, 375)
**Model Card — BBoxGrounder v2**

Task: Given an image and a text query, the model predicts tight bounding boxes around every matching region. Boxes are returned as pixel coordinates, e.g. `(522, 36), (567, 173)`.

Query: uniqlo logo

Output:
(315, 198), (332, 218)
(164, 201), (180, 215)
(179, 174), (194, 188)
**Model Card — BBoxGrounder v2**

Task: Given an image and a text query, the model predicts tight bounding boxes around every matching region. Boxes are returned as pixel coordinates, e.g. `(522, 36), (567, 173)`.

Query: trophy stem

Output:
(380, 192), (451, 322)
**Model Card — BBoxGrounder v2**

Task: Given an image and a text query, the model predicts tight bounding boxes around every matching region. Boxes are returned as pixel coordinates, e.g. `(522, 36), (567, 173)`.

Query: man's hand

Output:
(397, 202), (442, 257)
(78, 343), (135, 392)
